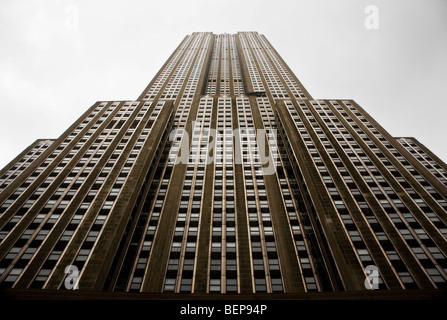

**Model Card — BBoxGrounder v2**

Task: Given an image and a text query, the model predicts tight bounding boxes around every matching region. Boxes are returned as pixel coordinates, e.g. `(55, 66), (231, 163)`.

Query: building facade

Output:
(0, 32), (446, 296)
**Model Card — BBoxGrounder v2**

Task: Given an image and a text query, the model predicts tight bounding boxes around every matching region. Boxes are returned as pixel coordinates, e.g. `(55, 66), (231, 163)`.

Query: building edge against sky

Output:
(0, 32), (446, 298)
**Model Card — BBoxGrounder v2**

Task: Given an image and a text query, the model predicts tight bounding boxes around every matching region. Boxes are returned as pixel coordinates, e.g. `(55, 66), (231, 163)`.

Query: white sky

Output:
(0, 0), (446, 169)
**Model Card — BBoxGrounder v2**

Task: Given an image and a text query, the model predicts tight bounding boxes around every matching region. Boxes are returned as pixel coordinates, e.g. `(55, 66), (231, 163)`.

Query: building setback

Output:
(0, 32), (446, 297)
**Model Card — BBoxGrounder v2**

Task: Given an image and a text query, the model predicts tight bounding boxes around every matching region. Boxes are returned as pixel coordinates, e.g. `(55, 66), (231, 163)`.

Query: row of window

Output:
(340, 101), (447, 220)
(0, 102), (112, 228)
(219, 34), (230, 95)
(256, 34), (306, 99)
(398, 138), (447, 186)
(209, 97), (237, 293)
(121, 125), (174, 291)
(0, 140), (54, 192)
(0, 101), (163, 288)
(166, 33), (211, 101)
(230, 35), (244, 95)
(205, 34), (220, 95)
(143, 35), (195, 100)
(237, 97), (283, 293)
(245, 33), (288, 100)
(289, 100), (447, 288)
(332, 101), (447, 287)
(0, 102), (115, 285)
(239, 35), (265, 94)
(164, 98), (213, 293)
(309, 102), (424, 287)
(68, 103), (163, 282)
(257, 97), (320, 291)
(289, 101), (386, 287)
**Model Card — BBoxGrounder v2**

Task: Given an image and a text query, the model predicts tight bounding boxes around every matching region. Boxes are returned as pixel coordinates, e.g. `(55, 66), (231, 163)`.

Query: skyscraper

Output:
(0, 32), (446, 298)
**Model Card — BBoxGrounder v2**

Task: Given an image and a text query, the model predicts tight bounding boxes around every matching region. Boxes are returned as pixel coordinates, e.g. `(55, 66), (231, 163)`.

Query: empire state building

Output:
(0, 32), (446, 299)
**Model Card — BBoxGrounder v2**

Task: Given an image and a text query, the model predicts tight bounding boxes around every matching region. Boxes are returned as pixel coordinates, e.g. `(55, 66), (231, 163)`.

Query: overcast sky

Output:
(0, 0), (446, 169)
